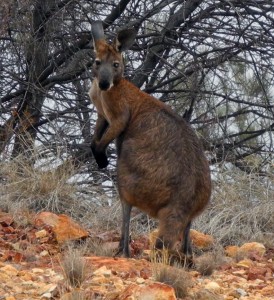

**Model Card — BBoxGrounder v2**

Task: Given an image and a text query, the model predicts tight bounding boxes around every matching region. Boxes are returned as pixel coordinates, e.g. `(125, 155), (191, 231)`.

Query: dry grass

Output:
(195, 246), (225, 276)
(195, 254), (216, 276)
(194, 167), (274, 247)
(151, 249), (192, 298)
(0, 155), (77, 213)
(60, 246), (88, 288)
(83, 238), (116, 257)
(1, 153), (273, 253)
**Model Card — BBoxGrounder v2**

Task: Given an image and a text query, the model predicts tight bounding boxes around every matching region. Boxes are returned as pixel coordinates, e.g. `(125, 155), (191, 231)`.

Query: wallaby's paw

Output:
(96, 153), (109, 169)
(91, 146), (109, 168)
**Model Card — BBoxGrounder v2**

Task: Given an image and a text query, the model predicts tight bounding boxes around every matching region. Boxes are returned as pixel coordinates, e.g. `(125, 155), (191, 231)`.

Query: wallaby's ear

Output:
(91, 21), (105, 51)
(114, 28), (136, 52)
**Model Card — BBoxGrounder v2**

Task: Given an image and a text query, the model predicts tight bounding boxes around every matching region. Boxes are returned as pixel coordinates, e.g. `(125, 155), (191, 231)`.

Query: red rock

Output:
(225, 245), (239, 258)
(140, 267), (151, 279)
(86, 256), (152, 276)
(0, 264), (19, 276)
(2, 226), (15, 234)
(225, 242), (266, 260)
(35, 229), (48, 239)
(34, 212), (59, 227)
(261, 285), (274, 296)
(13, 252), (24, 263)
(0, 212), (14, 226)
(239, 242), (266, 258)
(247, 266), (267, 281)
(34, 212), (89, 243)
(190, 229), (214, 250)
(118, 283), (176, 300)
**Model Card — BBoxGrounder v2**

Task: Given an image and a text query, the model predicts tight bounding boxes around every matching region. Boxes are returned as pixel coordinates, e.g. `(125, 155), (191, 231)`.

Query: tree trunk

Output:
(12, 0), (52, 159)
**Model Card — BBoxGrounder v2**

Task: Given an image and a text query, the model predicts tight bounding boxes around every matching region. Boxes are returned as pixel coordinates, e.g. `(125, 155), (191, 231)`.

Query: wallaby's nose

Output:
(99, 80), (110, 91)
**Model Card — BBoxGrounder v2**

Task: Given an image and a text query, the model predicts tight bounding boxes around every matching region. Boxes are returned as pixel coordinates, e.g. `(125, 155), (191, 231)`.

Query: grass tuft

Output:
(151, 248), (192, 298)
(61, 246), (87, 288)
(195, 244), (225, 276)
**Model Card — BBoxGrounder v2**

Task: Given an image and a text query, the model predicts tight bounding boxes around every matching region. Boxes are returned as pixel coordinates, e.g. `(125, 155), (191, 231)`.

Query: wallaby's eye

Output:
(95, 59), (101, 66)
(113, 62), (120, 68)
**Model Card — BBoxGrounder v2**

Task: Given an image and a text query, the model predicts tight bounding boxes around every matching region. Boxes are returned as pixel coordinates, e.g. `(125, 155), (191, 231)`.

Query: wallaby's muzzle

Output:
(98, 66), (113, 91)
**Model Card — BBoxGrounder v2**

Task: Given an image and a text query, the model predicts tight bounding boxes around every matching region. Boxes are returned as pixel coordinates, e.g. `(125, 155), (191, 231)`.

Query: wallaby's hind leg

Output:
(155, 208), (189, 251)
(182, 221), (192, 256)
(115, 201), (132, 257)
(181, 221), (194, 267)
(155, 208), (193, 266)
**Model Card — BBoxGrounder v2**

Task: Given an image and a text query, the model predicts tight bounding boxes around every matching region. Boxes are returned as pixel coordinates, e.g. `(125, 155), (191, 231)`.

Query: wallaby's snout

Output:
(99, 80), (111, 91)
(96, 65), (113, 91)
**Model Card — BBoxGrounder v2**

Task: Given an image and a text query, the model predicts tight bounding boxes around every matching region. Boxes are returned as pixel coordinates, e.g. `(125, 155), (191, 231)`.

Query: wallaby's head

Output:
(91, 21), (136, 91)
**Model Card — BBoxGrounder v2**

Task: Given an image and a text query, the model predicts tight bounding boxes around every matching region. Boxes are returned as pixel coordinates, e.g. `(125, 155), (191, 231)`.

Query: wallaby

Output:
(89, 21), (211, 259)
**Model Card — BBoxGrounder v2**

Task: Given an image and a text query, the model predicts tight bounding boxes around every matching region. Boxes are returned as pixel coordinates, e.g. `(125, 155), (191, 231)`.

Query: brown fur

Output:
(89, 22), (211, 257)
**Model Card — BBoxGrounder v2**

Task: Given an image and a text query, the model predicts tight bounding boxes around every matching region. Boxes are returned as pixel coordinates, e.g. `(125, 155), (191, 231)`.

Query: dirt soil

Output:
(0, 210), (273, 300)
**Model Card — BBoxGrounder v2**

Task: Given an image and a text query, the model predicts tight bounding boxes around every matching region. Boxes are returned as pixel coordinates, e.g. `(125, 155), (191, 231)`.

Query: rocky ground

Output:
(0, 210), (273, 300)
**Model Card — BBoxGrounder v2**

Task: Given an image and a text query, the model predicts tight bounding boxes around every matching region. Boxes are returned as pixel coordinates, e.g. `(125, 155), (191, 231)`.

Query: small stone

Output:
(21, 280), (39, 288)
(32, 268), (44, 273)
(93, 265), (112, 277)
(261, 285), (274, 296)
(39, 283), (58, 295)
(0, 264), (18, 277)
(41, 292), (52, 299)
(35, 229), (48, 239)
(0, 212), (14, 226)
(136, 277), (145, 284)
(204, 281), (221, 293)
(194, 288), (224, 300)
(236, 259), (253, 269)
(113, 278), (125, 292)
(18, 270), (33, 281)
(232, 269), (247, 276)
(228, 288), (247, 299)
(247, 266), (267, 281)
(91, 275), (108, 285)
(40, 250), (49, 257)
(236, 288), (247, 296)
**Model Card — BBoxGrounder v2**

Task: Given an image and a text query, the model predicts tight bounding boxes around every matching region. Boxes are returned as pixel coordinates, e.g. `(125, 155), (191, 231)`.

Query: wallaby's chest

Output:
(90, 84), (125, 124)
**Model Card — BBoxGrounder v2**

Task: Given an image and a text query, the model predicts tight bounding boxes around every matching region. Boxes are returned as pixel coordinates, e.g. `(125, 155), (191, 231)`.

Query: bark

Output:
(12, 0), (53, 158)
